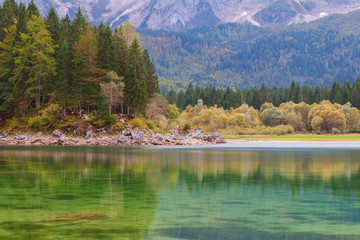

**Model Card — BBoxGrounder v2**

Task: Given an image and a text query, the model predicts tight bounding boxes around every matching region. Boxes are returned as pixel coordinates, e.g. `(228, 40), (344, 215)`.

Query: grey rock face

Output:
(130, 129), (144, 140)
(14, 135), (26, 141)
(85, 131), (94, 140)
(52, 130), (63, 138)
(36, 132), (43, 137)
(4, 0), (360, 30)
(206, 132), (226, 143)
(122, 129), (131, 136)
(187, 129), (205, 140)
(118, 135), (129, 144)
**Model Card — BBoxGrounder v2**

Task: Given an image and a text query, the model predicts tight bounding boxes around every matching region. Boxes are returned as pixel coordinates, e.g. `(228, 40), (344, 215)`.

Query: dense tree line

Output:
(0, 0), (159, 120)
(167, 78), (360, 110)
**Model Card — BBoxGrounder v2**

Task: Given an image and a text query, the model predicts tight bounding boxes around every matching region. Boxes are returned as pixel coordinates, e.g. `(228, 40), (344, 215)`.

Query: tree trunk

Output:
(109, 104), (112, 116)
(36, 88), (40, 110)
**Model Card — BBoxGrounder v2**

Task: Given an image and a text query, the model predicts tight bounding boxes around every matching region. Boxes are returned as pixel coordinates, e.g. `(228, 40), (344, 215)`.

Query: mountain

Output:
(140, 10), (360, 91)
(1, 0), (360, 30)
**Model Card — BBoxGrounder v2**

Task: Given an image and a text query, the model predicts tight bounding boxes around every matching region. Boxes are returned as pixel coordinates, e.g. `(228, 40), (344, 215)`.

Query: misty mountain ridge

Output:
(1, 0), (360, 30)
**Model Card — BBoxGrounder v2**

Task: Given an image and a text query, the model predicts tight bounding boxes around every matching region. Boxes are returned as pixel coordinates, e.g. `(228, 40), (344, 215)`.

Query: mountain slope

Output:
(140, 10), (360, 90)
(1, 0), (360, 30)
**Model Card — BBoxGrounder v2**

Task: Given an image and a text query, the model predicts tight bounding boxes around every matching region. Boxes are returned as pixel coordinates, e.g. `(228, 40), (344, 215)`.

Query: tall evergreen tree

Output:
(46, 7), (60, 46)
(295, 84), (301, 103)
(259, 84), (267, 106)
(27, 0), (40, 17)
(114, 25), (128, 77)
(289, 80), (296, 102)
(143, 49), (159, 99)
(14, 3), (28, 41)
(352, 77), (360, 108)
(55, 41), (72, 112)
(185, 83), (196, 107)
(59, 14), (71, 45)
(97, 23), (116, 71)
(70, 8), (86, 44)
(0, 20), (17, 113)
(0, 0), (18, 40)
(12, 15), (56, 112)
(124, 38), (148, 115)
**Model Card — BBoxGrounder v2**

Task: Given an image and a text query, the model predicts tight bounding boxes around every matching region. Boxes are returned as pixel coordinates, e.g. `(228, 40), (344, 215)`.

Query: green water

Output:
(0, 144), (360, 240)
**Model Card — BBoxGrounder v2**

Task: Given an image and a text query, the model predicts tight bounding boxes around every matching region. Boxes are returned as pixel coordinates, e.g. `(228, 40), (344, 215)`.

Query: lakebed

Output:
(0, 143), (360, 240)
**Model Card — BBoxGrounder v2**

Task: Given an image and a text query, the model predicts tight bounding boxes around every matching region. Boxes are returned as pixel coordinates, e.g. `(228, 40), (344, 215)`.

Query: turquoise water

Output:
(0, 143), (360, 239)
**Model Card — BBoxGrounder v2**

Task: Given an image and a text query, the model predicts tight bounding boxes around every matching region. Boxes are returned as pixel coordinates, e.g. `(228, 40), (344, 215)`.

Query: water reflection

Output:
(0, 145), (360, 239)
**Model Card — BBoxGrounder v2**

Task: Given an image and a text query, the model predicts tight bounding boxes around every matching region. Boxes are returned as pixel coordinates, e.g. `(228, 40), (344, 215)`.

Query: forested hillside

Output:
(141, 10), (360, 91)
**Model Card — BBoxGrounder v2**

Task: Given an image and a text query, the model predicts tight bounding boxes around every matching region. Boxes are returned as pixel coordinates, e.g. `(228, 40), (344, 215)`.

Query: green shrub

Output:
(58, 117), (75, 132)
(331, 128), (341, 134)
(236, 127), (257, 135)
(28, 117), (42, 130)
(258, 126), (273, 135)
(131, 118), (144, 129)
(183, 123), (192, 133)
(145, 119), (156, 130)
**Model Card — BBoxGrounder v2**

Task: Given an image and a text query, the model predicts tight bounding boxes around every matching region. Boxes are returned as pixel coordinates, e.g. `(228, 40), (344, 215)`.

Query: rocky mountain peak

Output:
(1, 0), (360, 30)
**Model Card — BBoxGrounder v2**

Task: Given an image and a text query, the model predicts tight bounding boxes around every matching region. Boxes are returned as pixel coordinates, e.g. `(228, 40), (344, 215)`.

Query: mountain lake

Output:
(0, 142), (360, 239)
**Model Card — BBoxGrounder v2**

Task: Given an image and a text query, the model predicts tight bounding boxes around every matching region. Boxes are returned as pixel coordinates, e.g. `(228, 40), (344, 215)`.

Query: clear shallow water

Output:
(0, 142), (360, 240)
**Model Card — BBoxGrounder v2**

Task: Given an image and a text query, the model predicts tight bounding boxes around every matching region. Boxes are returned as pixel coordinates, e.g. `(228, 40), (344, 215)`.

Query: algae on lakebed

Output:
(0, 145), (360, 239)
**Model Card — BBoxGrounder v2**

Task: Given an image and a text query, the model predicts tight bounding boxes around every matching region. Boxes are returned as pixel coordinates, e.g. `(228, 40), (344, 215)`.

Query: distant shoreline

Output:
(225, 134), (360, 142)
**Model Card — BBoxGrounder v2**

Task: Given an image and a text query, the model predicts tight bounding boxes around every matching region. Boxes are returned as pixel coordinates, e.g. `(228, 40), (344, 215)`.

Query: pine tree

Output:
(12, 15), (56, 112)
(97, 23), (116, 71)
(124, 38), (148, 115)
(55, 41), (72, 112)
(27, 0), (40, 17)
(185, 83), (196, 107)
(351, 77), (360, 109)
(143, 49), (159, 99)
(289, 80), (296, 102)
(46, 7), (60, 46)
(259, 84), (267, 106)
(11, 3), (28, 43)
(114, 25), (128, 76)
(59, 14), (71, 45)
(0, 0), (18, 41)
(73, 25), (106, 112)
(295, 84), (301, 103)
(70, 8), (86, 44)
(166, 89), (177, 104)
(0, 20), (17, 113)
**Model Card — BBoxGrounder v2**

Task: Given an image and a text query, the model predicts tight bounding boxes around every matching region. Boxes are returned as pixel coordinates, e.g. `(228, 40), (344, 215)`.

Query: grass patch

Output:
(224, 134), (360, 141)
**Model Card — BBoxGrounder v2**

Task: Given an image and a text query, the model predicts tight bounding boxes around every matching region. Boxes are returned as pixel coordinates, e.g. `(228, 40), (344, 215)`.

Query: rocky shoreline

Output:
(0, 128), (226, 146)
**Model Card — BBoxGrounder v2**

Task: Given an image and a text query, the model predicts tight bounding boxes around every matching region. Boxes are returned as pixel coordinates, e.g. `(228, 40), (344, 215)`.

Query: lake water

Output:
(0, 142), (360, 240)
